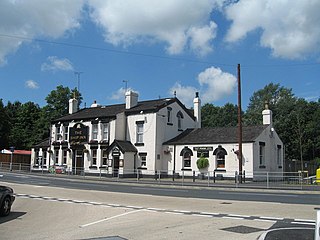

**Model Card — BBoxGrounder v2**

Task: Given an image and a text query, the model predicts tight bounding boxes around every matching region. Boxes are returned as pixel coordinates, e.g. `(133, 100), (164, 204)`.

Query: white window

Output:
(54, 150), (59, 165)
(92, 124), (98, 140)
(259, 142), (266, 166)
(167, 107), (172, 124)
(139, 153), (147, 167)
(213, 145), (227, 169)
(101, 149), (108, 166)
(102, 123), (109, 141)
(91, 149), (97, 166)
(56, 126), (62, 141)
(63, 150), (68, 165)
(63, 126), (68, 141)
(183, 152), (191, 168)
(277, 145), (282, 166)
(136, 122), (144, 144)
(177, 111), (184, 130)
(42, 150), (47, 165)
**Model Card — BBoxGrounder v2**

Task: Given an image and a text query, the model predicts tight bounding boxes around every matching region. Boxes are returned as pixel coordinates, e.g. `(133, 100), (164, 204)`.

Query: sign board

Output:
(69, 123), (88, 145)
(193, 147), (213, 151)
(112, 147), (120, 157)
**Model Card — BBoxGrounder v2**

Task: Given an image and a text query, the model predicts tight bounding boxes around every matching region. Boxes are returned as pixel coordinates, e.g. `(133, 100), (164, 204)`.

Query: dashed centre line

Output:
(15, 193), (315, 226)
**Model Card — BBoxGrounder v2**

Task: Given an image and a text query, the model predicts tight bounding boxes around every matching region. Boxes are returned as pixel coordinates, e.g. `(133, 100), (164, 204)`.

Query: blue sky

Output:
(0, 0), (320, 110)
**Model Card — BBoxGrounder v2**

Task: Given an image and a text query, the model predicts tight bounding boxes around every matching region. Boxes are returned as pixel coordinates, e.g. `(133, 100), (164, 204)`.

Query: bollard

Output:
(172, 170), (175, 182)
(235, 171), (238, 184)
(315, 208), (320, 240)
(243, 170), (246, 183)
(193, 171), (195, 182)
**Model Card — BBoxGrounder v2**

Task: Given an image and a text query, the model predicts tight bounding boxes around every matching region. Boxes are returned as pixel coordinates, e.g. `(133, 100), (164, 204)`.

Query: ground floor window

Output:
(54, 150), (59, 165)
(213, 145), (227, 169)
(139, 153), (147, 168)
(63, 150), (67, 165)
(101, 149), (108, 166)
(91, 149), (97, 166)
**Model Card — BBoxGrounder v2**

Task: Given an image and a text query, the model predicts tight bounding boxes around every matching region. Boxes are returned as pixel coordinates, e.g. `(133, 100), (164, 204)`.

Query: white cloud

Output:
(198, 66), (237, 103)
(41, 56), (74, 72)
(89, 0), (218, 56)
(169, 66), (237, 107)
(225, 0), (320, 59)
(0, 0), (84, 65)
(168, 83), (198, 107)
(109, 87), (138, 101)
(25, 80), (39, 89)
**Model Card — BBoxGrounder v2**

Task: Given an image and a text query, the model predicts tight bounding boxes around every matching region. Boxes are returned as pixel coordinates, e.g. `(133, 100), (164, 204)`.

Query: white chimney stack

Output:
(69, 98), (78, 114)
(125, 91), (138, 109)
(193, 92), (201, 128)
(262, 101), (272, 125)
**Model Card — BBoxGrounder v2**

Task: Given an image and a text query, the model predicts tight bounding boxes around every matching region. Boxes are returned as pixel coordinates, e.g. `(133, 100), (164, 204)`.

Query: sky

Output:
(0, 0), (320, 110)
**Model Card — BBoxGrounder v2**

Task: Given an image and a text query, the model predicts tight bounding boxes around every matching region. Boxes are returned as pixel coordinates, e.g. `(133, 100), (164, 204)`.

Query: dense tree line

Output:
(0, 85), (80, 150)
(0, 83), (319, 170)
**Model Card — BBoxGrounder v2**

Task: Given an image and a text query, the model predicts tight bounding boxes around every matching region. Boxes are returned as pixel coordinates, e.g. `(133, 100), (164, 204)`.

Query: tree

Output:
(244, 83), (295, 125)
(0, 99), (10, 149)
(201, 103), (238, 127)
(8, 102), (41, 149)
(45, 85), (82, 121)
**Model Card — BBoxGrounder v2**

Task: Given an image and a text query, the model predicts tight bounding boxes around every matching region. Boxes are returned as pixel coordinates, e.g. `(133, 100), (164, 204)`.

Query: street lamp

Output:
(9, 146), (15, 171)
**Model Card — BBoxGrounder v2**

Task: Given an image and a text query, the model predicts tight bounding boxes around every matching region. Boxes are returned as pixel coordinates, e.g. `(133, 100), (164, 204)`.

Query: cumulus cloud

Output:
(169, 66), (237, 107)
(89, 0), (218, 56)
(109, 87), (138, 101)
(168, 83), (198, 107)
(41, 56), (74, 72)
(0, 0), (84, 65)
(25, 80), (39, 89)
(224, 0), (320, 59)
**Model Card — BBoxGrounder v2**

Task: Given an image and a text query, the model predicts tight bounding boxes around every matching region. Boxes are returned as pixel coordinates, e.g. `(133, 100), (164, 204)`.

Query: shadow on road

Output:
(0, 211), (26, 224)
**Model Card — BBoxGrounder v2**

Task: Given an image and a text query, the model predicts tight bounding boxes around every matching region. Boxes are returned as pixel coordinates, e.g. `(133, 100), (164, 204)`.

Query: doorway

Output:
(113, 156), (119, 177)
(72, 150), (84, 175)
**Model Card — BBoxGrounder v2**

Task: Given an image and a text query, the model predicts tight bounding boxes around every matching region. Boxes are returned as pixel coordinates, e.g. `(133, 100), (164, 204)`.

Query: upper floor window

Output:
(92, 124), (98, 140)
(167, 107), (172, 125)
(259, 142), (266, 166)
(136, 121), (144, 144)
(277, 145), (282, 166)
(102, 123), (109, 141)
(63, 126), (68, 141)
(177, 111), (184, 130)
(56, 125), (62, 141)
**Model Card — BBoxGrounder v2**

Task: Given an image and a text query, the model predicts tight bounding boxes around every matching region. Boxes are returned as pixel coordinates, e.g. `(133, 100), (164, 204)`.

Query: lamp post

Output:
(9, 146), (15, 171)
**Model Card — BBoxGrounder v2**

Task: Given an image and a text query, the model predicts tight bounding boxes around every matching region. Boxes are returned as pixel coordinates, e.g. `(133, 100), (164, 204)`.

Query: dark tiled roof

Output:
(108, 140), (137, 153)
(53, 97), (195, 123)
(164, 125), (268, 145)
(33, 138), (50, 148)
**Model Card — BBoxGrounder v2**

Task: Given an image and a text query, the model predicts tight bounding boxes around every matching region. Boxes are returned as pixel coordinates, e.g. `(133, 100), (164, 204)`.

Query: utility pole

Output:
(237, 64), (243, 183)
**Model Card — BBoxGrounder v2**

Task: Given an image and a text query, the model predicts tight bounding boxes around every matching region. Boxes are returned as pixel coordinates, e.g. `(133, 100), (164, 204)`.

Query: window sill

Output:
(99, 166), (107, 169)
(167, 123), (173, 126)
(259, 165), (266, 169)
(181, 168), (192, 171)
(89, 166), (97, 169)
(278, 166), (282, 169)
(135, 143), (144, 146)
(215, 169), (226, 172)
(137, 167), (147, 170)
(178, 129), (183, 132)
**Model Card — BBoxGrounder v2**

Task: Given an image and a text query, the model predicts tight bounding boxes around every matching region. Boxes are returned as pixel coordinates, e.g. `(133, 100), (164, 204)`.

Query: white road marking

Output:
(294, 218), (315, 223)
(291, 221), (315, 226)
(254, 219), (277, 223)
(192, 214), (213, 218)
(79, 209), (144, 228)
(173, 210), (191, 213)
(222, 216), (244, 220)
(228, 214), (251, 218)
(260, 216), (284, 220)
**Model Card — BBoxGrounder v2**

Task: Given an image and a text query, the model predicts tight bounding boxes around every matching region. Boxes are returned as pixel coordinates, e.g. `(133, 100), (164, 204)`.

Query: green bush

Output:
(196, 156), (209, 169)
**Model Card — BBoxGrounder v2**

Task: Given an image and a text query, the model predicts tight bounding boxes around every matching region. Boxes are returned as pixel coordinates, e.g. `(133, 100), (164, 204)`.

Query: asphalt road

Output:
(1, 172), (319, 205)
(0, 172), (319, 240)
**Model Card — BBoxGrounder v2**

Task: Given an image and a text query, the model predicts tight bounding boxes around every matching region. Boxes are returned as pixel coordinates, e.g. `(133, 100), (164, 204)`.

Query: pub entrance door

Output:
(72, 150), (84, 175)
(113, 156), (119, 177)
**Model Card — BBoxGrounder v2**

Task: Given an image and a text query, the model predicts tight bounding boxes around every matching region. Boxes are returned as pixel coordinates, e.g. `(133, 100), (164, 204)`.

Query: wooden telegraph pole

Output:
(237, 64), (243, 183)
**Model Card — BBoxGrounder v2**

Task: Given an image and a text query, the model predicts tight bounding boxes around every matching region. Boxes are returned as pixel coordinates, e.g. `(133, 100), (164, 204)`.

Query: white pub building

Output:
(31, 91), (283, 178)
